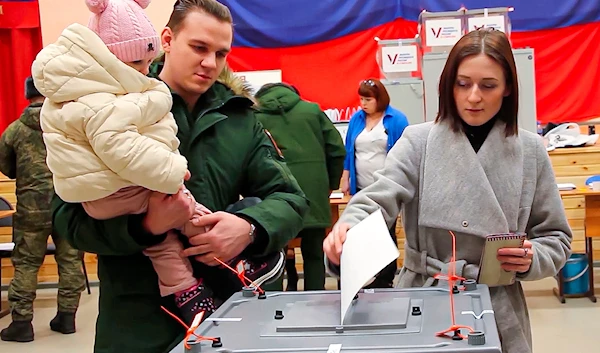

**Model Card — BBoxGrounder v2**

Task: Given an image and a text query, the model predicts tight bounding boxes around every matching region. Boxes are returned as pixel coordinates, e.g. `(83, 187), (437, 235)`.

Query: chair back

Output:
(0, 196), (13, 227)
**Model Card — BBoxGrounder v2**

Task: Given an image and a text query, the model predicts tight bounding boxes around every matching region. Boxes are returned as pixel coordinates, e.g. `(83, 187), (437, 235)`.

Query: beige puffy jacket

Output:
(32, 23), (187, 203)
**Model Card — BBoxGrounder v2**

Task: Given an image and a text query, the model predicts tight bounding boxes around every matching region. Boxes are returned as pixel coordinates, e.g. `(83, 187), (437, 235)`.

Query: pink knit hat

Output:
(85, 0), (160, 63)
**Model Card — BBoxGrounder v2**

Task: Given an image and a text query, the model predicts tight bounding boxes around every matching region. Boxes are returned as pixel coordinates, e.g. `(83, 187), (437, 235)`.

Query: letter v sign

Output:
(431, 27), (442, 38)
(387, 54), (398, 65)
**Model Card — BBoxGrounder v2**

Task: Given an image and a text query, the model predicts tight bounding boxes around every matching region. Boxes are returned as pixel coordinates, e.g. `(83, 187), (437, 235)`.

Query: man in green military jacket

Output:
(255, 83), (346, 291)
(0, 77), (85, 343)
(50, 1), (309, 352)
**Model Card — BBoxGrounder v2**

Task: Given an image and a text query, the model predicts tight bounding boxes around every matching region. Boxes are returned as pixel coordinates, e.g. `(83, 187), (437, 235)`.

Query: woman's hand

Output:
(340, 180), (350, 195)
(323, 223), (351, 266)
(497, 240), (534, 273)
(340, 171), (350, 195)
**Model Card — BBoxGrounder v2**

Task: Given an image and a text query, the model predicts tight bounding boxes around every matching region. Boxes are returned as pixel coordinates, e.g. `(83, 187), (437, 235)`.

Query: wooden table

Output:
(555, 188), (600, 303)
(0, 209), (15, 318)
(329, 195), (351, 226)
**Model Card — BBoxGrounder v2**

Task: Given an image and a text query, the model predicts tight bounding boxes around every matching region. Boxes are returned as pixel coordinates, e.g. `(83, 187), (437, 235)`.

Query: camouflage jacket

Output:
(0, 103), (53, 227)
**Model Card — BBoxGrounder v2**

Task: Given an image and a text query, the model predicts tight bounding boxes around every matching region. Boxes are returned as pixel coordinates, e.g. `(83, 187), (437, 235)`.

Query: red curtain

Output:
(0, 1), (43, 133)
(228, 18), (417, 115)
(511, 23), (600, 124)
(228, 19), (600, 124)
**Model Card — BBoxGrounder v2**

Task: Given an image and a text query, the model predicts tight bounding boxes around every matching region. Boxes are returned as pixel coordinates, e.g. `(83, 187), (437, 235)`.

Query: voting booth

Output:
(382, 6), (537, 133)
(418, 7), (514, 54)
(418, 7), (537, 133)
(376, 38), (427, 127)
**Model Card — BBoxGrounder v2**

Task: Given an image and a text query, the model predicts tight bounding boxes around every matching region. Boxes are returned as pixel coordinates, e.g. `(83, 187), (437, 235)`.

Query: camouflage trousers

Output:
(8, 225), (85, 321)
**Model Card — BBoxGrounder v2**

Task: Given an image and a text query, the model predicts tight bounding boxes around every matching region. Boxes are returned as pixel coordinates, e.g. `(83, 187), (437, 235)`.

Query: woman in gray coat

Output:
(323, 29), (572, 353)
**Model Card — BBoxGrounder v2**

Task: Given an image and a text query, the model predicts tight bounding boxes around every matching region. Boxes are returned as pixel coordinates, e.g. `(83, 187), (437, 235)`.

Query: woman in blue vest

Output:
(340, 78), (409, 288)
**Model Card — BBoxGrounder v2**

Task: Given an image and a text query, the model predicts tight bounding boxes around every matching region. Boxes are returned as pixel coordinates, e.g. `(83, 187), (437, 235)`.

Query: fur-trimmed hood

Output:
(217, 65), (257, 105)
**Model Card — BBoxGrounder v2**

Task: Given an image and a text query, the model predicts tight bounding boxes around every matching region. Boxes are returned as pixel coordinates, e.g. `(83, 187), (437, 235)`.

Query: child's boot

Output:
(174, 280), (218, 325)
(231, 250), (285, 288)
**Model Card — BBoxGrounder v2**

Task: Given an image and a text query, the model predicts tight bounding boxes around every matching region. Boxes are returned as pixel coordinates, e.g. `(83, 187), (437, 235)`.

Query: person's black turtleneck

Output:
(462, 117), (497, 153)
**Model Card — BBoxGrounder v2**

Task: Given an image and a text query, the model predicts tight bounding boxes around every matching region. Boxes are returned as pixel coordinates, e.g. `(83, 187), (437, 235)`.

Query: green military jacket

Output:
(255, 84), (346, 228)
(51, 65), (309, 353)
(0, 103), (54, 229)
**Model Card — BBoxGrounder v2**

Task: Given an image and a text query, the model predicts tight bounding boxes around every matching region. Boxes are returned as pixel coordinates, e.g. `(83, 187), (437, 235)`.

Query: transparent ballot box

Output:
(464, 7), (514, 36)
(376, 38), (421, 81)
(418, 7), (514, 54)
(418, 9), (465, 54)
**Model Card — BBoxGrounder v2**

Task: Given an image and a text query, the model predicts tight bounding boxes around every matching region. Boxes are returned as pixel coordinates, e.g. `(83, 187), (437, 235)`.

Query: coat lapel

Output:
(418, 120), (523, 236)
(477, 122), (523, 231)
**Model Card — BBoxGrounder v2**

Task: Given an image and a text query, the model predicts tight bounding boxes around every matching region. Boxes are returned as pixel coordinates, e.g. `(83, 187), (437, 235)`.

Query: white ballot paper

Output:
(340, 209), (400, 324)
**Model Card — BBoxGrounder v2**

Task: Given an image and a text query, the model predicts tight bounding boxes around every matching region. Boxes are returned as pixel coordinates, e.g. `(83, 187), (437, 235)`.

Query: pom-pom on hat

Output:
(85, 0), (160, 63)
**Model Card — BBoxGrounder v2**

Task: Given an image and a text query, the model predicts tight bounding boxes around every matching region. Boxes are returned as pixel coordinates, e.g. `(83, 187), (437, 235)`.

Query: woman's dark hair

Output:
(358, 78), (390, 113)
(166, 0), (233, 35)
(436, 28), (519, 136)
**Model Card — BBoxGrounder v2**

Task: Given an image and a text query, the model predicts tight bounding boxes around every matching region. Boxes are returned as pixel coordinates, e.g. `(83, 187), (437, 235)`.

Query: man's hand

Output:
(182, 212), (253, 266)
(142, 187), (195, 235)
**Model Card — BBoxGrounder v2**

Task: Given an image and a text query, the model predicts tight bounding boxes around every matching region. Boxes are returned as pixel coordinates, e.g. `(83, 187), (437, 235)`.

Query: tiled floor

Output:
(1, 274), (599, 352)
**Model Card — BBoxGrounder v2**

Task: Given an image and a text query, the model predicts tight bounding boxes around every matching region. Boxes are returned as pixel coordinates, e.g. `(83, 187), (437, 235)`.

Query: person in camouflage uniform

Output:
(0, 77), (85, 343)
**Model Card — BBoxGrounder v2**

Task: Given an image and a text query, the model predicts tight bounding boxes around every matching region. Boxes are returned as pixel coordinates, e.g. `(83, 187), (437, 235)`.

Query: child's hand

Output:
(190, 203), (213, 234)
(184, 170), (191, 181)
(195, 203), (212, 216)
(142, 188), (195, 235)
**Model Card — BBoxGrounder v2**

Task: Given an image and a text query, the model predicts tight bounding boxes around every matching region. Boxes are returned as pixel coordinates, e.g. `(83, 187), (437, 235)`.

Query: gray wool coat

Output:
(327, 120), (572, 353)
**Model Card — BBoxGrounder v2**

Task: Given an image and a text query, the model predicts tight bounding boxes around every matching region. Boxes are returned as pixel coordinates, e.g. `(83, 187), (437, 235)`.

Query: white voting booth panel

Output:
(384, 79), (426, 126)
(377, 36), (425, 127)
(422, 48), (537, 133)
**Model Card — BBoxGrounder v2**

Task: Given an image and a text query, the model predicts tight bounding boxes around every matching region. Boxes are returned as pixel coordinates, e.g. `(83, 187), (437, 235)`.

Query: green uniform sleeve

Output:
(319, 111), (346, 190)
(0, 121), (19, 179)
(51, 194), (167, 256)
(236, 119), (309, 256)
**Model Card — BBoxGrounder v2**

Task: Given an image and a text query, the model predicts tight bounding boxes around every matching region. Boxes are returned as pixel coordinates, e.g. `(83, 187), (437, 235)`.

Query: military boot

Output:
(0, 320), (34, 342)
(49, 311), (76, 334)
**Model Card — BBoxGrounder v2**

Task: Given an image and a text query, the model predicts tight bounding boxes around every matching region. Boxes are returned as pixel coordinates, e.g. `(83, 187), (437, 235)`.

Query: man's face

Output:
(161, 11), (233, 96)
